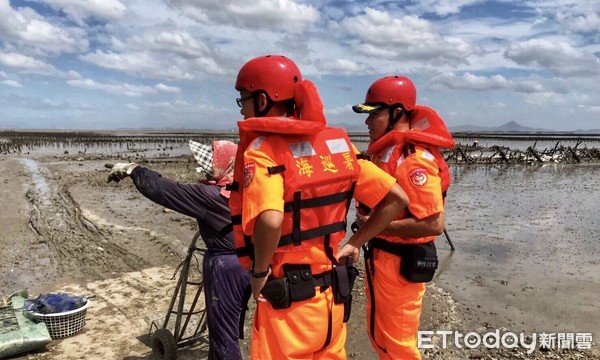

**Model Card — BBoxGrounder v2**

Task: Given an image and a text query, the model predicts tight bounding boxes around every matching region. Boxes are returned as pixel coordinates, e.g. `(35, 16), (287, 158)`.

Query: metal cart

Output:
(149, 230), (209, 360)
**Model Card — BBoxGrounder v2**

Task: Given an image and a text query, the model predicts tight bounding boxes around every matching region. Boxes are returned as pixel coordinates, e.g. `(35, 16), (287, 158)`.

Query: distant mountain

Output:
(447, 124), (489, 132)
(331, 121), (600, 134)
(574, 128), (600, 134)
(332, 122), (365, 132)
(450, 121), (546, 133)
(338, 120), (543, 133)
(451, 121), (600, 134)
(495, 121), (541, 132)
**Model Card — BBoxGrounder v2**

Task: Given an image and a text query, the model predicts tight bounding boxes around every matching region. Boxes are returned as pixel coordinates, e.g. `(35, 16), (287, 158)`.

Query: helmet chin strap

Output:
(385, 107), (404, 133)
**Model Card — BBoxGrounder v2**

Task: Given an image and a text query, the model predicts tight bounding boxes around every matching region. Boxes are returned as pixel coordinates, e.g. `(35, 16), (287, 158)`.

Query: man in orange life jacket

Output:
(229, 55), (410, 359)
(337, 76), (455, 359)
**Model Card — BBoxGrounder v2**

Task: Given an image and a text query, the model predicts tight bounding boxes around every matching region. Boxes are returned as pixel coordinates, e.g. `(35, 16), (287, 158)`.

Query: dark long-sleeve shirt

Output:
(130, 166), (234, 250)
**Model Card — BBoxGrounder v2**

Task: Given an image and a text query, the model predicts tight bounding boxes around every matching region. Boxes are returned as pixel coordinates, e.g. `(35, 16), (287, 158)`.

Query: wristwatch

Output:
(250, 267), (270, 279)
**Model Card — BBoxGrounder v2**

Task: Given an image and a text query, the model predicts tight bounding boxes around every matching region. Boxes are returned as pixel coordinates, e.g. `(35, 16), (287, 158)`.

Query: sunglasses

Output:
(236, 95), (253, 108)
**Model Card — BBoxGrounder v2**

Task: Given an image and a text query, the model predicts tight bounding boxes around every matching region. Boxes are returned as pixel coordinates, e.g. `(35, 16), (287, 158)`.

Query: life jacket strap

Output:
(402, 144), (416, 158)
(356, 152), (371, 161)
(236, 235), (254, 258)
(278, 221), (347, 248)
(363, 244), (387, 353)
(267, 165), (286, 175)
(283, 189), (354, 212)
(227, 181), (240, 192)
(292, 192), (302, 245)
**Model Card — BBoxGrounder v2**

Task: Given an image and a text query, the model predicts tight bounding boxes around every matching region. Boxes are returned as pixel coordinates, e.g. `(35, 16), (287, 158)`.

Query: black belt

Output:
(268, 268), (335, 288)
(368, 237), (412, 257)
(313, 270), (334, 288)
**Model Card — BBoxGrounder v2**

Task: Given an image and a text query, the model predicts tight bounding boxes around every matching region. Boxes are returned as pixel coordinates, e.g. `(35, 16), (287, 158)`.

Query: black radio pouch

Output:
(332, 265), (358, 304)
(400, 241), (438, 283)
(332, 264), (359, 322)
(283, 264), (315, 302)
(261, 278), (291, 309)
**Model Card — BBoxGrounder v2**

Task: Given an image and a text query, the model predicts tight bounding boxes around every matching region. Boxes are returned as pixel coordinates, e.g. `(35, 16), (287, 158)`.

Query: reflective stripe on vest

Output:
(232, 127), (360, 266)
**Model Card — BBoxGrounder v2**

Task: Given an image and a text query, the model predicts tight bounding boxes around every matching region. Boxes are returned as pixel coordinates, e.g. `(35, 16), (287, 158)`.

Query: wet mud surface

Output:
(1, 136), (598, 359)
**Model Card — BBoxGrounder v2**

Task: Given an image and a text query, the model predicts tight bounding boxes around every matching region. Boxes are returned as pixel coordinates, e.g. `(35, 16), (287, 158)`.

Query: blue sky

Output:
(1, 0), (599, 131)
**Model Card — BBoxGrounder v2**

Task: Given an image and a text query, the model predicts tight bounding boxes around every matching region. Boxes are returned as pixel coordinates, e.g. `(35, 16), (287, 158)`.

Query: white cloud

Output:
(430, 71), (571, 98)
(490, 102), (508, 109)
(513, 79), (545, 93)
(560, 12), (600, 33)
(67, 78), (160, 96)
(80, 51), (156, 73)
(343, 9), (435, 46)
(327, 104), (356, 117)
(2, 0), (600, 131)
(313, 59), (369, 75)
(0, 1), (88, 55)
(0, 0), (27, 35)
(0, 52), (56, 71)
(43, 0), (127, 25)
(167, 0), (319, 33)
(432, 72), (511, 90)
(155, 83), (181, 93)
(126, 30), (211, 58)
(66, 70), (82, 80)
(522, 91), (560, 106)
(43, 98), (62, 107)
(440, 16), (536, 46)
(578, 104), (600, 113)
(341, 8), (474, 65)
(2, 79), (22, 87)
(410, 0), (484, 16)
(504, 39), (600, 77)
(144, 101), (171, 108)
(79, 50), (196, 81)
(528, 0), (600, 33)
(79, 29), (225, 81)
(192, 57), (226, 76)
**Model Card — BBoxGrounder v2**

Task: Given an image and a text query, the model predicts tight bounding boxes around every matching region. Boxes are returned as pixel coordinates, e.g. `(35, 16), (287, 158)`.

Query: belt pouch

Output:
(261, 278), (291, 309)
(343, 297), (352, 323)
(332, 265), (354, 304)
(400, 241), (438, 283)
(333, 265), (359, 322)
(283, 264), (315, 302)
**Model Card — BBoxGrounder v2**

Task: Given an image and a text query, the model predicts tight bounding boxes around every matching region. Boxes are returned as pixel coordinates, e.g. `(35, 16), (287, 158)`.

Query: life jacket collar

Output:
(368, 105), (454, 155)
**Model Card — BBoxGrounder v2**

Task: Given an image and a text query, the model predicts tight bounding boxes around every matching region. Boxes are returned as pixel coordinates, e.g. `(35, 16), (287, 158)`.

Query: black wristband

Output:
(251, 267), (269, 279)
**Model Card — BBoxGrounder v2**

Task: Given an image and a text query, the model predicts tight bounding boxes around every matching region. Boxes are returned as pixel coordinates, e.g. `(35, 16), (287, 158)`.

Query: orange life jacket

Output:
(367, 105), (454, 197)
(229, 80), (359, 270)
(231, 126), (360, 270)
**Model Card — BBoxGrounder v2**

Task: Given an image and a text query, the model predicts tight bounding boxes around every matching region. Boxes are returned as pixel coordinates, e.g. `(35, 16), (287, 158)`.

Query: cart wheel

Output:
(151, 328), (178, 360)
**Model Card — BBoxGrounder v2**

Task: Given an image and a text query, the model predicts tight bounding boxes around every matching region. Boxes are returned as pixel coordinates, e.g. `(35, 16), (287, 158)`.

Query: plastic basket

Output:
(24, 298), (89, 339)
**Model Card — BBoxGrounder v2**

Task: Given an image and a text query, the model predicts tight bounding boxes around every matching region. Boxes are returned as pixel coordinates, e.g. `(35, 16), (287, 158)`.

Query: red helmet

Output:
(356, 76), (416, 112)
(235, 55), (302, 101)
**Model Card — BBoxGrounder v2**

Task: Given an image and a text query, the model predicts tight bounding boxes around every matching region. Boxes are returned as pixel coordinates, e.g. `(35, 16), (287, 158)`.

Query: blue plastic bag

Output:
(24, 293), (87, 314)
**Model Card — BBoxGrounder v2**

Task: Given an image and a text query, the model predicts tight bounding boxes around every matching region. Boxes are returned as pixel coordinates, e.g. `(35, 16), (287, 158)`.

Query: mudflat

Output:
(1, 140), (598, 359)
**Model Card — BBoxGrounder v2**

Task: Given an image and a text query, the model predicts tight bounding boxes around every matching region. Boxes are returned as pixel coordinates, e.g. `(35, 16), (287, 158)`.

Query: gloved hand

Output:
(105, 163), (137, 183)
